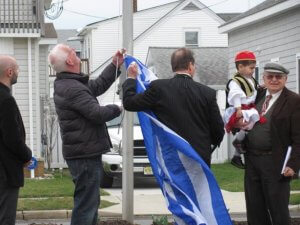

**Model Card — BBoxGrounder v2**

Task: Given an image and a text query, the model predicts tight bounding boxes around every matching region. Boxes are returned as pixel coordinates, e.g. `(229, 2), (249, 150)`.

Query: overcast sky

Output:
(46, 0), (265, 30)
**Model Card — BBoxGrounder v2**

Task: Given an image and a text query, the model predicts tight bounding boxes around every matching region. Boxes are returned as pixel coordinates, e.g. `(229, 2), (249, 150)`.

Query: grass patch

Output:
(211, 163), (244, 192)
(20, 169), (109, 198)
(290, 193), (300, 205)
(211, 162), (300, 192)
(17, 197), (116, 211)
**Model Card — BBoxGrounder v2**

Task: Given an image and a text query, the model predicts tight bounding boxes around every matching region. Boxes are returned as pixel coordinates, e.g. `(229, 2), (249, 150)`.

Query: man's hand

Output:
(112, 48), (126, 68)
(236, 108), (243, 118)
(24, 159), (32, 168)
(127, 62), (139, 79)
(283, 167), (295, 177)
(234, 117), (250, 130)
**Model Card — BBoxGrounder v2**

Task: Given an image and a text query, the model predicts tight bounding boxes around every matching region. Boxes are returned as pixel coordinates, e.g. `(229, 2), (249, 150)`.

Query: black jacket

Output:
(122, 74), (225, 165)
(0, 83), (32, 187)
(54, 63), (121, 159)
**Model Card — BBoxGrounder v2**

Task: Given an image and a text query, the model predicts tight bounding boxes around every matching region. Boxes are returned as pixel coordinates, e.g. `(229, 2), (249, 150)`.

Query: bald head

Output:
(0, 55), (17, 78)
(48, 44), (80, 74)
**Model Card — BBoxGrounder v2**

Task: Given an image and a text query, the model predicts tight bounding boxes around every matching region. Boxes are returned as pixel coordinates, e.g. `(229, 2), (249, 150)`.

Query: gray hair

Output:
(48, 44), (70, 73)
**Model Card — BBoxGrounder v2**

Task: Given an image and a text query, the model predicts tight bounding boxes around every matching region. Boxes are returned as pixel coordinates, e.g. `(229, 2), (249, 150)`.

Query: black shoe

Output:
(231, 156), (245, 169)
(232, 139), (246, 154)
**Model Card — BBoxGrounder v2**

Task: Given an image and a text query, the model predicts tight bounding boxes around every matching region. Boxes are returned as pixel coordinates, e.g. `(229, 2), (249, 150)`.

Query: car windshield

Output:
(106, 112), (140, 127)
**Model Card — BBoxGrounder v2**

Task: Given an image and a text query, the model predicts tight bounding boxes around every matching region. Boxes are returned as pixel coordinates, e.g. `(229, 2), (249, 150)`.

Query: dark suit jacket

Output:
(0, 83), (32, 187)
(252, 87), (300, 177)
(122, 74), (225, 164)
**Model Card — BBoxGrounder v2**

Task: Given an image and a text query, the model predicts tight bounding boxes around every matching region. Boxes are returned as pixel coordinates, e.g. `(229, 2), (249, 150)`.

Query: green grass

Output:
(17, 197), (116, 211)
(290, 193), (300, 205)
(20, 170), (109, 198)
(211, 162), (300, 192)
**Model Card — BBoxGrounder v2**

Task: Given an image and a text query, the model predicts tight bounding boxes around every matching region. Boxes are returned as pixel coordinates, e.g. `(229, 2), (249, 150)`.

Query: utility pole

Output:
(122, 0), (134, 223)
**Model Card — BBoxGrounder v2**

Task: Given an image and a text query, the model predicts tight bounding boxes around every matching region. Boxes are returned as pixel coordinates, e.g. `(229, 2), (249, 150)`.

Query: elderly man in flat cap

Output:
(240, 62), (300, 225)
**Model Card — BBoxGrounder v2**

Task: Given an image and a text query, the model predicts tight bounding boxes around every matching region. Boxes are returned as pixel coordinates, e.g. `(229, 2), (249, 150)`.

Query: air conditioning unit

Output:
(44, 0), (52, 10)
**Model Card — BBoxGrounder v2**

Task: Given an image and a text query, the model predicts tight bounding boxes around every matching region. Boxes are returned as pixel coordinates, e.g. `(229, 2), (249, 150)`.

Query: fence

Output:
(47, 90), (229, 168)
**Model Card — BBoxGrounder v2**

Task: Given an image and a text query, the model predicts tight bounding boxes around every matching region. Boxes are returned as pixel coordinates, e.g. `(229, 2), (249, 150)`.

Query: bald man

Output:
(0, 55), (32, 224)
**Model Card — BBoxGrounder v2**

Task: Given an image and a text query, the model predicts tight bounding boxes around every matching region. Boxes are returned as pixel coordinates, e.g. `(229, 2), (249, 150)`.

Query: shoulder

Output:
(285, 88), (300, 102)
(0, 95), (17, 114)
(194, 82), (216, 97)
(55, 78), (89, 97)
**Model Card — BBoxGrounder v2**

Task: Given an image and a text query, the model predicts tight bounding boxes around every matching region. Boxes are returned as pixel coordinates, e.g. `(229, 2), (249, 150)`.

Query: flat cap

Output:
(264, 62), (289, 74)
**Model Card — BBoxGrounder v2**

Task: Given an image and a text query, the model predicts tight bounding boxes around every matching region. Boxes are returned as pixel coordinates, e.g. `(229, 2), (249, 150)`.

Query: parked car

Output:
(100, 112), (153, 188)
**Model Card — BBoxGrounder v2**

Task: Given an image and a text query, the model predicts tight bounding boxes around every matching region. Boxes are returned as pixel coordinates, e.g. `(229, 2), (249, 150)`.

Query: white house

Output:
(219, 0), (300, 158)
(76, 0), (239, 104)
(0, 0), (57, 158)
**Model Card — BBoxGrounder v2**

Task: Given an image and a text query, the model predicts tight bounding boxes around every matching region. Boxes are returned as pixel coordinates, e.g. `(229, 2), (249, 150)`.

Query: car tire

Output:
(100, 165), (113, 188)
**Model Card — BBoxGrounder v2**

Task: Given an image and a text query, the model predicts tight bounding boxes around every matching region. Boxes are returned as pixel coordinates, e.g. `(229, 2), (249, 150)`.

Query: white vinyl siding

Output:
(89, 2), (176, 73)
(0, 38), (14, 54)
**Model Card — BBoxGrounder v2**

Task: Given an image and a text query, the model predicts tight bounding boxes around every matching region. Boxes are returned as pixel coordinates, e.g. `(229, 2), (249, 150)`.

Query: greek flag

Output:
(124, 55), (232, 225)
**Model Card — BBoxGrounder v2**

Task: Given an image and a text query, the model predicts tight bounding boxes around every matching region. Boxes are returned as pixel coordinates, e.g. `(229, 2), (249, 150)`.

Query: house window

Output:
(271, 57), (279, 62)
(185, 31), (198, 47)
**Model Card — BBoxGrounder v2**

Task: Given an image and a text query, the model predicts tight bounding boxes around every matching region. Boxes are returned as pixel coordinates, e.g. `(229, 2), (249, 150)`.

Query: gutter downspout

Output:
(28, 38), (35, 178)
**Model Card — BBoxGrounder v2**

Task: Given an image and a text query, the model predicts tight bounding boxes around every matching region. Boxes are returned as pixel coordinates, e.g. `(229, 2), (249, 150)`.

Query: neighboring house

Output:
(219, 0), (300, 157)
(146, 46), (228, 87)
(0, 0), (57, 158)
(219, 0), (300, 93)
(77, 0), (238, 104)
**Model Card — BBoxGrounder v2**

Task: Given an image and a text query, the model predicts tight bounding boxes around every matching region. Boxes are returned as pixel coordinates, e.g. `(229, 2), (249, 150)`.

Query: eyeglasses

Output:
(265, 74), (286, 80)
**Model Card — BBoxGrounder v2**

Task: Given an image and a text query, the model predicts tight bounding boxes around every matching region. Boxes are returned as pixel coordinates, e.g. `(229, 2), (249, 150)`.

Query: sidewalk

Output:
(16, 189), (300, 220)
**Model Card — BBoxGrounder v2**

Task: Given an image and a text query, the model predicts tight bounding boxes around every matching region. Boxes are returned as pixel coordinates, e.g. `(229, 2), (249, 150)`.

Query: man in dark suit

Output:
(122, 48), (224, 166)
(0, 55), (32, 224)
(243, 62), (300, 225)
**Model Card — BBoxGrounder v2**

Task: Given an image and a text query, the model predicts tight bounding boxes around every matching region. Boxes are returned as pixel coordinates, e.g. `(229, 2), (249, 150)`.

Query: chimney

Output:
(133, 0), (137, 13)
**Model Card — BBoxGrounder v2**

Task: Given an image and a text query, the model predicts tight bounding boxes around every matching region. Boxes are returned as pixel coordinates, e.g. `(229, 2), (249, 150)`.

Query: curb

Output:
(17, 210), (122, 220)
(16, 203), (300, 220)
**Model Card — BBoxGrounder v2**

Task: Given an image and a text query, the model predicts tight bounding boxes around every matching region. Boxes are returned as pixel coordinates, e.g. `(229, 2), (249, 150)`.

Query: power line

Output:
(64, 8), (108, 19)
(60, 0), (231, 21)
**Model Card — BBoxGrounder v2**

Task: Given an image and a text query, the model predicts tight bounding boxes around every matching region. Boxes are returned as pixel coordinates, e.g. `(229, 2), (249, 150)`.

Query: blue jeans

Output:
(66, 156), (102, 225)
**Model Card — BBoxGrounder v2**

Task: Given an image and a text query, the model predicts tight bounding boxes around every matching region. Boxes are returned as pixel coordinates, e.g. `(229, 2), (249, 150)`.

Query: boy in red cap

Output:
(224, 51), (261, 169)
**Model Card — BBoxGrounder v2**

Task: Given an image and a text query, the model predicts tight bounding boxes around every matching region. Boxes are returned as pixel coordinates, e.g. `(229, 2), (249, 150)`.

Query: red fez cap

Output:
(235, 51), (256, 62)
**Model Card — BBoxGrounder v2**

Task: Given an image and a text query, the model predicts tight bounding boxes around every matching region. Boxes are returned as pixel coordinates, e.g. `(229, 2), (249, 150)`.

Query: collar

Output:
(0, 82), (11, 93)
(266, 89), (282, 99)
(174, 73), (193, 79)
(56, 72), (89, 83)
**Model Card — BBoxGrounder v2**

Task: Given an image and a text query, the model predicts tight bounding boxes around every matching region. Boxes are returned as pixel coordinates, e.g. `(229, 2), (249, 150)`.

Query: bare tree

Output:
(42, 95), (58, 169)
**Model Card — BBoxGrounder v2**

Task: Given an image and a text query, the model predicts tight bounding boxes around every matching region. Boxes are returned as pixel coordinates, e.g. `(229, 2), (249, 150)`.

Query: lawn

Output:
(18, 169), (111, 211)
(211, 163), (300, 192)
(18, 165), (300, 210)
(20, 170), (109, 198)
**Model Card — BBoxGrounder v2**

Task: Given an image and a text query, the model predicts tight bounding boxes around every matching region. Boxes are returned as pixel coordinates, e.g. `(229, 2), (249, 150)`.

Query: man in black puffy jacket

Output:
(48, 44), (124, 225)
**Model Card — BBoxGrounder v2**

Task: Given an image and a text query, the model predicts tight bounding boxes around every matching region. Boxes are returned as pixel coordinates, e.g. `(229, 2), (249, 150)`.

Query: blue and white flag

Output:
(124, 55), (232, 225)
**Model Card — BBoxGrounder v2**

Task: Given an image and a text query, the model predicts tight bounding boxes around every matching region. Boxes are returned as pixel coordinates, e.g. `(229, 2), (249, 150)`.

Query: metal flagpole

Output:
(122, 0), (134, 223)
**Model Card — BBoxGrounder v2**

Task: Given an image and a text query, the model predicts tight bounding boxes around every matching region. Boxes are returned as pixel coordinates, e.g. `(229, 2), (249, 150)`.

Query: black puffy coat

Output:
(54, 63), (121, 159)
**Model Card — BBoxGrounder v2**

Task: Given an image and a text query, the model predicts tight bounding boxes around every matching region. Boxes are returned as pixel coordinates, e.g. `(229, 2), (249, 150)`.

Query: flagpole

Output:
(122, 0), (134, 223)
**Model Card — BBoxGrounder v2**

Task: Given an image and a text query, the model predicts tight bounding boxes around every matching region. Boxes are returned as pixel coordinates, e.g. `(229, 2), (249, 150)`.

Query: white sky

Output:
(46, 0), (265, 30)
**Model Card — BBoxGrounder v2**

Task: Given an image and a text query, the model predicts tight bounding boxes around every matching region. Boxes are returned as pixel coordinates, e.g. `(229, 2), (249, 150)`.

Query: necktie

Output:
(261, 95), (272, 116)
